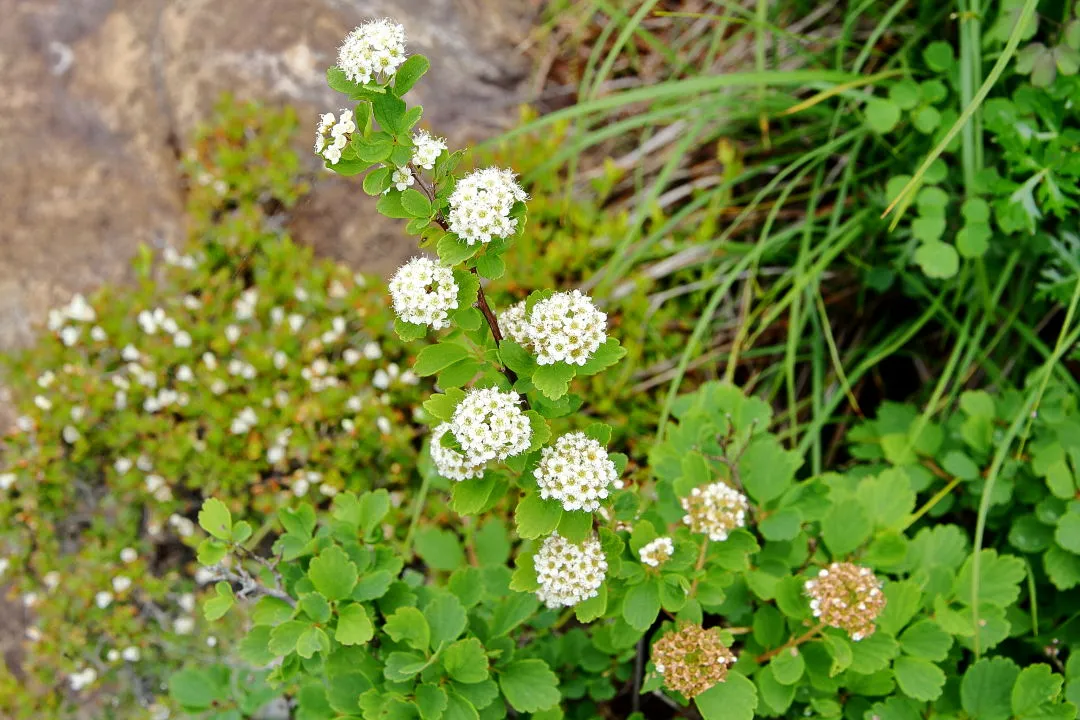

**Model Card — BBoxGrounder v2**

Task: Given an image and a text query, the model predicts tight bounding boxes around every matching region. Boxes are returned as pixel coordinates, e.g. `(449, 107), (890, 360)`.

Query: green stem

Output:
(403, 468), (432, 556)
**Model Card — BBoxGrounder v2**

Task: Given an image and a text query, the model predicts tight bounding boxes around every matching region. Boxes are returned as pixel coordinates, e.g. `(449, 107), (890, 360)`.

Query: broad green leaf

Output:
(857, 468), (916, 530)
(296, 626), (330, 659)
(416, 683), (449, 720)
(169, 668), (217, 709)
(914, 241), (959, 280)
(203, 582), (235, 621)
(384, 651), (429, 682)
(401, 188), (432, 217)
(739, 434), (800, 503)
(268, 620), (309, 655)
(372, 92), (407, 134)
(499, 659), (561, 713)
(515, 493), (562, 539)
(415, 527), (465, 571)
(899, 620), (952, 661)
(299, 592), (331, 624)
(443, 637), (490, 684)
(770, 648), (806, 685)
(576, 337), (626, 376)
(394, 54), (430, 96)
(865, 98), (901, 133)
(532, 363), (575, 401)
(425, 593), (468, 649)
(198, 498), (232, 541)
(197, 539), (227, 566)
(953, 550), (1026, 607)
(307, 546), (359, 601)
(363, 167), (391, 195)
(1055, 509), (1080, 553)
(414, 342), (471, 377)
(336, 603), (375, 646)
(877, 580), (922, 636)
(622, 578), (661, 631)
(695, 671), (758, 720)
(1012, 664), (1064, 717)
(385, 606), (431, 652)
(894, 656), (946, 702)
(437, 234), (480, 265)
(443, 691), (479, 720)
(475, 254), (505, 280)
(962, 657), (1020, 720)
(252, 596), (295, 626)
(821, 499), (872, 555)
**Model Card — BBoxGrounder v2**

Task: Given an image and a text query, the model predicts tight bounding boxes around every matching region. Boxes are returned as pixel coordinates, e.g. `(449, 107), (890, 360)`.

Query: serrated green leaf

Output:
(307, 546), (359, 601)
(444, 637), (490, 684)
(203, 582), (235, 621)
(695, 671), (758, 720)
(385, 606), (431, 652)
(437, 234), (480, 265)
(894, 656), (946, 702)
(198, 498), (232, 541)
(499, 659), (561, 712)
(336, 603), (375, 646)
(622, 578), (661, 631)
(515, 493), (562, 539)
(962, 657), (1020, 720)
(1012, 664), (1064, 717)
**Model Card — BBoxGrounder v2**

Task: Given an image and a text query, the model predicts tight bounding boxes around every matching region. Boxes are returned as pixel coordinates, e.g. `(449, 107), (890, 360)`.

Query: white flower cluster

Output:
(388, 257), (459, 329)
(449, 387), (531, 464)
(315, 110), (356, 165)
(48, 293), (98, 347)
(230, 407), (258, 435)
(534, 533), (607, 608)
(447, 167), (527, 244)
(69, 666), (98, 692)
(639, 537), (675, 567)
(390, 166), (414, 192)
(680, 482), (749, 542)
(412, 130), (447, 170)
(534, 432), (621, 512)
(337, 18), (407, 85)
(429, 423), (486, 481)
(499, 301), (530, 345)
(534, 291), (608, 365)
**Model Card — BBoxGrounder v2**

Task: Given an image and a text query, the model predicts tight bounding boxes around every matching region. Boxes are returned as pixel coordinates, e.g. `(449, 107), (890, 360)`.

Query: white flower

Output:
(412, 130), (447, 170)
(43, 571), (61, 590)
(122, 344), (140, 361)
(337, 19), (407, 85)
(377, 416), (392, 435)
(121, 646), (140, 662)
(178, 593), (196, 613)
(0, 473), (15, 491)
(173, 616), (195, 635)
(343, 348), (361, 365)
(388, 257), (459, 329)
(401, 369), (420, 385)
(120, 548), (138, 564)
(235, 289), (258, 320)
(138, 310), (158, 334)
(68, 667), (98, 692)
(373, 368), (391, 389)
(0, 559), (8, 576)
(90, 326), (107, 342)
(107, 649), (120, 663)
(34, 395), (52, 411)
(230, 407), (258, 435)
(390, 166), (414, 192)
(639, 537), (675, 568)
(202, 352), (218, 370)
(114, 457), (133, 475)
(176, 365), (194, 383)
(112, 576), (132, 593)
(64, 294), (97, 323)
(161, 317), (179, 335)
(499, 301), (530, 345)
(15, 416), (33, 432)
(225, 325), (241, 344)
(62, 425), (81, 444)
(316, 109), (357, 165)
(70, 406), (85, 422)
(22, 592), (37, 607)
(534, 533), (607, 608)
(534, 432), (621, 512)
(273, 351), (288, 370)
(59, 326), (80, 346)
(267, 446), (285, 464)
(681, 482), (750, 543)
(430, 423), (486, 481)
(137, 455), (153, 472)
(170, 514), (195, 537)
(447, 167), (527, 244)
(319, 483), (339, 497)
(174, 331), (192, 348)
(449, 387), (531, 464)
(37, 371), (56, 388)
(293, 477), (311, 497)
(95, 591), (113, 609)
(288, 313), (305, 332)
(363, 341), (383, 360)
(270, 307), (285, 325)
(206, 636), (218, 648)
(183, 295), (201, 310)
(524, 290), (607, 366)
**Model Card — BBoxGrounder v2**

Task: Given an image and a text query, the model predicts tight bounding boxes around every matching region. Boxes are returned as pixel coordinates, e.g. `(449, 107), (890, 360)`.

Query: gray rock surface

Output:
(0, 0), (530, 355)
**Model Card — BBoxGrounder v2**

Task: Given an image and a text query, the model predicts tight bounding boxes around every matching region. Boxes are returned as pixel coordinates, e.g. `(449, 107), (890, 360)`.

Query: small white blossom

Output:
(449, 387), (531, 464)
(534, 533), (607, 608)
(447, 167), (527, 244)
(225, 325), (241, 344)
(315, 109), (357, 165)
(62, 425), (81, 444)
(107, 649), (120, 663)
(343, 348), (361, 365)
(430, 423), (486, 481)
(121, 646), (140, 662)
(120, 548), (138, 564)
(169, 514), (195, 537)
(534, 432), (621, 512)
(176, 365), (194, 383)
(37, 371), (56, 388)
(178, 593), (196, 613)
(377, 416), (392, 435)
(34, 395), (52, 411)
(319, 483), (339, 497)
(337, 18), (407, 85)
(388, 257), (459, 329)
(206, 636), (218, 648)
(525, 290), (607, 366)
(681, 482), (749, 543)
(230, 407), (258, 435)
(173, 616), (195, 635)
(59, 326), (80, 346)
(0, 473), (15, 490)
(639, 537), (675, 567)
(411, 129), (447, 170)
(183, 295), (201, 310)
(114, 457), (133, 475)
(161, 317), (179, 335)
(293, 477), (311, 497)
(174, 330), (192, 348)
(288, 313), (305, 333)
(43, 571), (61, 590)
(137, 455), (153, 472)
(346, 395), (364, 412)
(70, 406), (85, 422)
(499, 301), (530, 345)
(202, 352), (218, 371)
(95, 591), (113, 609)
(234, 289), (258, 320)
(16, 415), (33, 432)
(390, 166), (414, 192)
(373, 368), (390, 389)
(122, 345), (140, 362)
(68, 667), (98, 692)
(112, 576), (132, 593)
(363, 341), (383, 360)
(90, 326), (107, 342)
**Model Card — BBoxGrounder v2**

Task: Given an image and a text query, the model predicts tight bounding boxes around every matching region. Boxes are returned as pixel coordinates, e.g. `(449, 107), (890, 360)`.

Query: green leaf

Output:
(395, 318), (428, 341)
(924, 41), (955, 71)
(557, 510), (592, 544)
(198, 498), (232, 541)
(296, 626), (329, 659)
(1055, 509), (1080, 553)
(358, 490), (391, 537)
(443, 638), (490, 684)
(695, 671), (758, 720)
(307, 546), (359, 601)
(575, 583), (608, 622)
(515, 493), (563, 539)
(913, 105), (942, 134)
(252, 596), (295, 626)
(451, 477), (496, 514)
(499, 339), (536, 377)
(394, 54), (430, 96)
(889, 80), (920, 110)
(899, 620), (952, 661)
(1044, 544), (1080, 590)
(576, 337), (627, 376)
(821, 499), (872, 555)
(443, 691), (480, 720)
(770, 648), (806, 685)
(401, 188), (432, 217)
(622, 578), (661, 631)
(372, 92), (407, 134)
(962, 657), (1020, 720)
(203, 582), (235, 621)
(857, 468), (916, 530)
(385, 651), (429, 682)
(914, 241), (959, 280)
(759, 508), (802, 541)
(849, 632), (900, 674)
(739, 434), (800, 503)
(416, 683), (449, 720)
(336, 603), (375, 646)
(877, 580), (922, 636)
(865, 98), (901, 133)
(268, 620), (309, 655)
(385, 606), (432, 652)
(278, 504), (316, 538)
(894, 656), (946, 702)
(197, 539), (227, 566)
(169, 668), (217, 709)
(475, 254), (505, 280)
(363, 167), (391, 195)
(1012, 664), (1064, 717)
(437, 234), (480, 266)
(532, 363), (576, 400)
(415, 527), (465, 571)
(424, 388), (466, 423)
(954, 549), (1026, 607)
(299, 592), (331, 624)
(237, 625), (275, 666)
(426, 593), (468, 649)
(499, 659), (561, 713)
(414, 342), (472, 377)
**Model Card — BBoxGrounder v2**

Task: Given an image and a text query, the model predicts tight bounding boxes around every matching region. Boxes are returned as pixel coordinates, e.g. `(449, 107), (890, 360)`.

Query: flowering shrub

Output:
(0, 99), (426, 718)
(164, 19), (1080, 720)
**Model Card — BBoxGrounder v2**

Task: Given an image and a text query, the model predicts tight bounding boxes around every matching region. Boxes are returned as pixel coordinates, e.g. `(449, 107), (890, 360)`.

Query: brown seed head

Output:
(804, 562), (886, 641)
(652, 624), (736, 698)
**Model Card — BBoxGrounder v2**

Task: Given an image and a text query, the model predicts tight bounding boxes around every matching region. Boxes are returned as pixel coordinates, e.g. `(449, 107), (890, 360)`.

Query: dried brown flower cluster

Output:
(651, 624), (736, 698)
(804, 562), (886, 641)
(680, 482), (749, 542)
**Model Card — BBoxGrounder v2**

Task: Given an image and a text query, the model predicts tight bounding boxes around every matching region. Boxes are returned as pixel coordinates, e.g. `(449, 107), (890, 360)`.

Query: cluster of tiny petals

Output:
(804, 562), (886, 641)
(337, 18), (407, 85)
(315, 109), (356, 165)
(639, 537), (675, 567)
(652, 624), (736, 699)
(681, 482), (749, 542)
(388, 257), (459, 329)
(430, 423), (486, 481)
(447, 167), (527, 244)
(499, 301), (531, 346)
(449, 387), (531, 464)
(534, 432), (621, 512)
(525, 290), (607, 366)
(534, 533), (607, 608)
(412, 130), (447, 170)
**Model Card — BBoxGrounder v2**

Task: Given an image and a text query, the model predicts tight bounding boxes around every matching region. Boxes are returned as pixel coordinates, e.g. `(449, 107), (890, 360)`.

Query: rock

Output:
(0, 0), (531, 355)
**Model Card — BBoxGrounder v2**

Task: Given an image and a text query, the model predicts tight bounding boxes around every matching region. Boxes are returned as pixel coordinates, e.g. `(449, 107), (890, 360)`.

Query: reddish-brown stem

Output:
(755, 623), (825, 663)
(688, 537), (710, 596)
